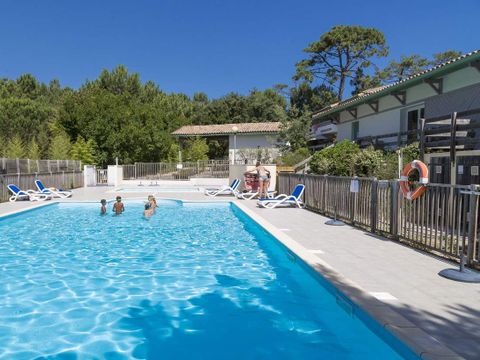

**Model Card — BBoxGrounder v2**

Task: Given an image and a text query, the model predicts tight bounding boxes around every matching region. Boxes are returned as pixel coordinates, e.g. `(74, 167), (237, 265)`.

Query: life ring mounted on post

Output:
(399, 160), (429, 200)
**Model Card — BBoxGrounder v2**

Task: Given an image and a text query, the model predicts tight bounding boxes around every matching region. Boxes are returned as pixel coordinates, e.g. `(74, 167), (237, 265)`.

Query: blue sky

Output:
(0, 0), (479, 98)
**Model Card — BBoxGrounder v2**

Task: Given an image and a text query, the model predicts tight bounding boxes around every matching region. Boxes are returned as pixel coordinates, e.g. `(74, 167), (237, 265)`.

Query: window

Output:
(407, 107), (424, 141)
(351, 121), (359, 140)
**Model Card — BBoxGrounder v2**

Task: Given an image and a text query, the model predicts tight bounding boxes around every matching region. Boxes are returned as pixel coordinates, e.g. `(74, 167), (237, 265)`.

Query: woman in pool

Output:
(253, 161), (270, 199)
(148, 195), (158, 211)
(143, 202), (154, 217)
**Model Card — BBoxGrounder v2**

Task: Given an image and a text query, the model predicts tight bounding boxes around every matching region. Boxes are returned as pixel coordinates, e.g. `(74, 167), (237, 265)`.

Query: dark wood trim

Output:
(347, 108), (357, 119)
(449, 112), (457, 163)
(470, 60), (480, 72)
(424, 78), (443, 94)
(392, 91), (406, 105)
(367, 100), (379, 113)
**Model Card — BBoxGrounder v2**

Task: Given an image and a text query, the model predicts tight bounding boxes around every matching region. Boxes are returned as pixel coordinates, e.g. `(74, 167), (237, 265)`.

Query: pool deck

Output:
(1, 186), (479, 359)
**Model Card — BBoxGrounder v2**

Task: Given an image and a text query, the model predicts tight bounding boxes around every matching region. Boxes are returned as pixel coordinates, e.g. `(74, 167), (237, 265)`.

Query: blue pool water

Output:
(0, 201), (418, 359)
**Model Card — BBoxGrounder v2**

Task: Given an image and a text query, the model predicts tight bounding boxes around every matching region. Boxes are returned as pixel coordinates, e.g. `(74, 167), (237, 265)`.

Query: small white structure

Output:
(107, 165), (123, 187)
(172, 122), (281, 164)
(83, 165), (97, 187)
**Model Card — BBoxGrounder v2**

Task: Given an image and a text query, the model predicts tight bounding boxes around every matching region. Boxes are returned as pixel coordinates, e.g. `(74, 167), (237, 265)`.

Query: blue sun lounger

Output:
(35, 180), (72, 198)
(257, 184), (305, 209)
(7, 184), (52, 202)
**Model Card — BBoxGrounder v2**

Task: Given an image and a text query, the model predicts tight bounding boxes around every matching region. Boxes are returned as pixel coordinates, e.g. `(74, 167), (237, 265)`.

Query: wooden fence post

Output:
(371, 179), (378, 232)
(390, 181), (399, 238)
(466, 184), (479, 265)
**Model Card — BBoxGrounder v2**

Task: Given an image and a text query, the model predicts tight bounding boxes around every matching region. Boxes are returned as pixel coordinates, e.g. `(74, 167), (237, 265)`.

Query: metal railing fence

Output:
(123, 160), (230, 180)
(0, 158), (82, 175)
(279, 173), (480, 267)
(0, 171), (84, 202)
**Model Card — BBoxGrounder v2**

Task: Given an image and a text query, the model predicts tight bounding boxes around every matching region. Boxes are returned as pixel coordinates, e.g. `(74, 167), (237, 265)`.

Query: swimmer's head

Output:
(116, 196), (122, 202)
(100, 199), (107, 205)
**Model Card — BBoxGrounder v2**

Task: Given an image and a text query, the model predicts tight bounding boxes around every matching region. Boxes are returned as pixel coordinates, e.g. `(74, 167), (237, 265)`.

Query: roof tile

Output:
(172, 122), (281, 136)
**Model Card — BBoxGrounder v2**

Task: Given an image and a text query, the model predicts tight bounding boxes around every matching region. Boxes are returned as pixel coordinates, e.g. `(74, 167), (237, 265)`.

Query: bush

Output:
(310, 141), (420, 180)
(310, 140), (360, 176)
(276, 147), (310, 167)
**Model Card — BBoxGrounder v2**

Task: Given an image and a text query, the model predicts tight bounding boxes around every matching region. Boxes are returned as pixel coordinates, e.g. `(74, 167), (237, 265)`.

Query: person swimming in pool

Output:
(112, 196), (125, 215)
(100, 199), (107, 215)
(148, 195), (157, 211)
(143, 202), (154, 217)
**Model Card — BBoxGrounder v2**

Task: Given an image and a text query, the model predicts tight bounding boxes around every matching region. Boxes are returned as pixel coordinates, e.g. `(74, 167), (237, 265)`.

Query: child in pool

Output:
(112, 196), (125, 215)
(147, 195), (158, 211)
(144, 202), (154, 217)
(100, 199), (107, 215)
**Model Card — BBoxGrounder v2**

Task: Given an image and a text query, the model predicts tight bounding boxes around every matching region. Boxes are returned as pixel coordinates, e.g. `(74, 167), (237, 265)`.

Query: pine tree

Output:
(49, 132), (72, 160)
(5, 135), (26, 158)
(71, 136), (96, 164)
(185, 137), (209, 161)
(26, 138), (41, 160)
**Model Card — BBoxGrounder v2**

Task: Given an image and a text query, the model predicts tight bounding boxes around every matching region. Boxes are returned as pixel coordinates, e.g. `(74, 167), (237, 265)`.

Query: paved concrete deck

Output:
(1, 186), (479, 359)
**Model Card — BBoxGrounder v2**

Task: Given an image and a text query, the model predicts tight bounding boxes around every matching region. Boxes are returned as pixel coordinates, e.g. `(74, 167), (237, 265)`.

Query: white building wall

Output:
(444, 67), (480, 92)
(357, 108), (402, 137)
(228, 133), (280, 164)
(228, 134), (277, 150)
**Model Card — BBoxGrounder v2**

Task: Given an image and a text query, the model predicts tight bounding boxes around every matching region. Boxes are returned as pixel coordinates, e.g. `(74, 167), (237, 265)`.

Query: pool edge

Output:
(232, 201), (463, 360)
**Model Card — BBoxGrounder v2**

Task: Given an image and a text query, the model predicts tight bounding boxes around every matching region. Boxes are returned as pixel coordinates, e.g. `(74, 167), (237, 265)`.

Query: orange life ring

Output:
(399, 160), (429, 200)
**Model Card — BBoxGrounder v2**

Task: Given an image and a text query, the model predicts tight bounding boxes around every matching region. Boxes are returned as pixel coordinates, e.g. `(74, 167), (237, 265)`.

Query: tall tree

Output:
(278, 106), (312, 152)
(5, 135), (25, 158)
(289, 83), (336, 113)
(26, 138), (41, 159)
(376, 54), (429, 83)
(49, 132), (72, 160)
(71, 136), (96, 164)
(184, 137), (209, 161)
(431, 50), (462, 66)
(294, 25), (388, 100)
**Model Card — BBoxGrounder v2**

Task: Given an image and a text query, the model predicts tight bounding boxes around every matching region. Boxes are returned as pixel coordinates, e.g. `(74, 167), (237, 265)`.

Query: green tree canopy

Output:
(26, 138), (41, 160)
(431, 50), (462, 66)
(377, 54), (430, 83)
(71, 136), (96, 165)
(294, 25), (388, 100)
(279, 106), (312, 152)
(4, 135), (26, 158)
(49, 132), (72, 160)
(184, 137), (209, 161)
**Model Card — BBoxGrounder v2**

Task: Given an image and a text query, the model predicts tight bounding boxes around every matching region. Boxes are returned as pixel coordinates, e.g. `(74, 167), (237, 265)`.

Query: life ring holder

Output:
(399, 160), (429, 200)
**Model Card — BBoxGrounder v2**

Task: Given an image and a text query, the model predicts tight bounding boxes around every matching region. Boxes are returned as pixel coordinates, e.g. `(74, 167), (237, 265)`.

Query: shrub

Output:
(310, 140), (360, 176)
(309, 141), (420, 180)
(276, 147), (310, 167)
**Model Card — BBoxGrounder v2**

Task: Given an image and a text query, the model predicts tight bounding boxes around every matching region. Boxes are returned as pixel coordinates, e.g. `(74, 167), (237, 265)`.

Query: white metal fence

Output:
(123, 160), (230, 180)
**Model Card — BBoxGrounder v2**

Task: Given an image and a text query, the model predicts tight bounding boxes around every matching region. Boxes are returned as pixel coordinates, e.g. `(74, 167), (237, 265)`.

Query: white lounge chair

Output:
(257, 184), (305, 209)
(35, 180), (72, 198)
(7, 184), (52, 202)
(205, 179), (240, 197)
(237, 189), (277, 200)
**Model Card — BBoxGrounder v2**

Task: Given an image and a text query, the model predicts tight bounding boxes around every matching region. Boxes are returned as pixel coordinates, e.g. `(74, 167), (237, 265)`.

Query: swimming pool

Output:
(0, 201), (419, 359)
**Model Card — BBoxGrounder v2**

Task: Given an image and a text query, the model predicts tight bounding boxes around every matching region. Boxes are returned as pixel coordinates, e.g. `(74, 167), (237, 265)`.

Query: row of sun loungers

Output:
(204, 179), (305, 209)
(7, 180), (73, 202)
